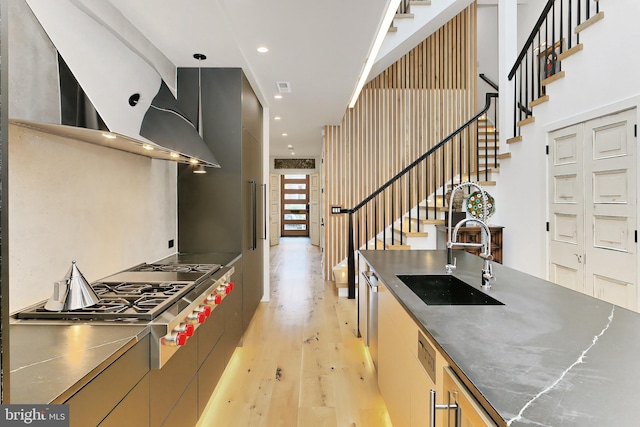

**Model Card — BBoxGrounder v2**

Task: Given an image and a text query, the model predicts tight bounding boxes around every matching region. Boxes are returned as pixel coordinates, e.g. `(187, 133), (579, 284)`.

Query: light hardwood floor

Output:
(197, 238), (392, 427)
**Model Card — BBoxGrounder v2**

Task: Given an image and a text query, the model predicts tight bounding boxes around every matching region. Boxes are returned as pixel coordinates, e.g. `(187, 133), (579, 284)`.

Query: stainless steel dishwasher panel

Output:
(362, 271), (379, 369)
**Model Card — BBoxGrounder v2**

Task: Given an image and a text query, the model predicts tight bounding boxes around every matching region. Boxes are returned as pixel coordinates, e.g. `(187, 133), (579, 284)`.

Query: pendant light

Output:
(193, 53), (206, 138)
(193, 53), (207, 174)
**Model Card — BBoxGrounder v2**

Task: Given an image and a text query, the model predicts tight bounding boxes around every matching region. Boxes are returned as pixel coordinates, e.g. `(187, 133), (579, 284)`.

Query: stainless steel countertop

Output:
(360, 249), (640, 427)
(10, 324), (148, 404)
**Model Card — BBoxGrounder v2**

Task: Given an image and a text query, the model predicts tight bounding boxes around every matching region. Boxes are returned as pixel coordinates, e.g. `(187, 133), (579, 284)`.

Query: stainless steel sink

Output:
(397, 275), (504, 306)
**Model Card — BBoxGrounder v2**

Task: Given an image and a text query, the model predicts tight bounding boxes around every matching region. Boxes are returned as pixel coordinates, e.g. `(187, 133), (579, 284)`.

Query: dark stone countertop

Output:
(359, 249), (640, 427)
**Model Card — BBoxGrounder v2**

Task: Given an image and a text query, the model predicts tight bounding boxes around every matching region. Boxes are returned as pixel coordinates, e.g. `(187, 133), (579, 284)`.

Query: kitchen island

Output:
(359, 249), (640, 426)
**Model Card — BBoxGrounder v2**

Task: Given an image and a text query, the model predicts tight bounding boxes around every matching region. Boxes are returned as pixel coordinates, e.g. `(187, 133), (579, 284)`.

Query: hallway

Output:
(197, 238), (391, 426)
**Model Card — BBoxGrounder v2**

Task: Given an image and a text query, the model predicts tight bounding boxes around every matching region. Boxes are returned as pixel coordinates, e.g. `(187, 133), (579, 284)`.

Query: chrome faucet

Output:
(445, 182), (496, 288)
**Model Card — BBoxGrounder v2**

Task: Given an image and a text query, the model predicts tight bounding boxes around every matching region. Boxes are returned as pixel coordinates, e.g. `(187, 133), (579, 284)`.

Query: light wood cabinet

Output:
(442, 366), (497, 427)
(372, 271), (499, 427)
(377, 280), (448, 427)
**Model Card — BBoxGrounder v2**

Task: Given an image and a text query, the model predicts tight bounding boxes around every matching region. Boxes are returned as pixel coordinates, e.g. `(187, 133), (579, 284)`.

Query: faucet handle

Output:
(445, 257), (457, 273)
(481, 263), (495, 288)
(480, 253), (493, 261)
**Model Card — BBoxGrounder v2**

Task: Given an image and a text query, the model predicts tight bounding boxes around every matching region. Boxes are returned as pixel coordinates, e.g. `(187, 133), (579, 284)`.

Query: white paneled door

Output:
(549, 123), (585, 293)
(549, 109), (637, 311)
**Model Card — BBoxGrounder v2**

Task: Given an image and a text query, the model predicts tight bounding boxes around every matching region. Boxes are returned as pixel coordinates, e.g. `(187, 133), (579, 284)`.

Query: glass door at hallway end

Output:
(281, 174), (309, 237)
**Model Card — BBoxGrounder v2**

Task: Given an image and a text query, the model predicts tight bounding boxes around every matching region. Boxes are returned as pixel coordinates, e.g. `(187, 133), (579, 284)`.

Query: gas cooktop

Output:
(15, 281), (195, 321)
(14, 263), (223, 322)
(127, 263), (221, 273)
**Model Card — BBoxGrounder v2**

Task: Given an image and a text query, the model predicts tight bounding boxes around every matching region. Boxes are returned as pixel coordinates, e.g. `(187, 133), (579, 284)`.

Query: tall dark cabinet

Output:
(176, 68), (264, 339)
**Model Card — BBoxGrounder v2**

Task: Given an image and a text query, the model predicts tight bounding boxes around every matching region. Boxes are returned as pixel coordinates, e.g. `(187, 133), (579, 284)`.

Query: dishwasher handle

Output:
(361, 271), (379, 293)
(430, 390), (460, 427)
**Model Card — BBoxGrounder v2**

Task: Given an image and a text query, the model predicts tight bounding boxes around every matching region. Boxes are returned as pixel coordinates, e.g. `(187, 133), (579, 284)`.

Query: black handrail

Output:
(479, 73), (499, 91)
(343, 92), (499, 298)
(347, 93), (498, 214)
(508, 0), (600, 138)
(508, 0), (556, 79)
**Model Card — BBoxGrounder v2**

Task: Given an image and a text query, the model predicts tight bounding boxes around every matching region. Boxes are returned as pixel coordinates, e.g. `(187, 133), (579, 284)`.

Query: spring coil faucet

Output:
(445, 182), (496, 288)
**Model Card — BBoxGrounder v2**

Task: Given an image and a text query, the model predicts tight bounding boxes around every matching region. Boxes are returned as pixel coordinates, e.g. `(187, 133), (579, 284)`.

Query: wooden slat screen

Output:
(324, 4), (477, 279)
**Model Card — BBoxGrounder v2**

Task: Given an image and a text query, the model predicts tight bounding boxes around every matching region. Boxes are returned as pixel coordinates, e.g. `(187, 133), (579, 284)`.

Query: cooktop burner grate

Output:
(127, 263), (221, 273)
(15, 281), (196, 321)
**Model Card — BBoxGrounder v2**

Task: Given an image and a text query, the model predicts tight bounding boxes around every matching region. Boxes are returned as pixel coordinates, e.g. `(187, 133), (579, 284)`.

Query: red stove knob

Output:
(202, 305), (212, 317)
(176, 332), (188, 346)
(175, 323), (194, 337)
(228, 282), (234, 291)
(224, 284), (231, 294)
(206, 294), (222, 305)
(197, 311), (207, 323)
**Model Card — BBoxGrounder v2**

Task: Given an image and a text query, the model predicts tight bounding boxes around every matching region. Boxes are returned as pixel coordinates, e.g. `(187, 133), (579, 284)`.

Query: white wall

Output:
(9, 126), (177, 313)
(500, 0), (640, 277)
(477, 4), (499, 110)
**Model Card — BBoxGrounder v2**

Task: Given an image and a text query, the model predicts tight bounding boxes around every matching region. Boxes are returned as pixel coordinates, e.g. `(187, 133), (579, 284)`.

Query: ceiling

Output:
(107, 0), (391, 158)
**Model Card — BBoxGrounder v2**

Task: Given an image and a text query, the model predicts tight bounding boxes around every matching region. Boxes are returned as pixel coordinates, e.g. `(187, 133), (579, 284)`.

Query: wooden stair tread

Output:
(529, 95), (549, 108)
(575, 11), (604, 33)
(542, 70), (565, 86)
(507, 135), (523, 144)
(517, 116), (535, 127)
(376, 240), (411, 250)
(497, 152), (512, 159)
(388, 26), (398, 33)
(394, 227), (429, 238)
(394, 13), (415, 19)
(404, 217), (436, 225)
(557, 43), (583, 61)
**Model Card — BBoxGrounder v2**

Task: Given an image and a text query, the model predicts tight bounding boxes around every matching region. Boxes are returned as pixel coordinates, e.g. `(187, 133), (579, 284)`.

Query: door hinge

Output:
(636, 230), (638, 243)
(545, 145), (549, 155)
(546, 221), (550, 232)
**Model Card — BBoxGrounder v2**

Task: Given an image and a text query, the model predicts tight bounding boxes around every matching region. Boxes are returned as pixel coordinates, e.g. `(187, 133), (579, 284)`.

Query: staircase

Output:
(371, 115), (500, 251)
(335, 0), (606, 298)
(508, 0), (604, 142)
(334, 93), (498, 297)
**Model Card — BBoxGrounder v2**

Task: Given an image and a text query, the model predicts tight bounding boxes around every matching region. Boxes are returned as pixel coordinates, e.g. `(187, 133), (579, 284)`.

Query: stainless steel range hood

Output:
(20, 0), (220, 168)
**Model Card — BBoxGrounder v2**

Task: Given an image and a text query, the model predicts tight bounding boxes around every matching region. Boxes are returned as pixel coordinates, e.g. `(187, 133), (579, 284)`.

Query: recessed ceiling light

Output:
(257, 46), (269, 53)
(170, 152), (180, 158)
(190, 158), (199, 164)
(193, 165), (207, 174)
(142, 144), (154, 151)
(274, 94), (283, 99)
(274, 116), (281, 120)
(291, 152), (295, 155)
(287, 145), (293, 149)
(282, 133), (288, 137)
(102, 133), (116, 139)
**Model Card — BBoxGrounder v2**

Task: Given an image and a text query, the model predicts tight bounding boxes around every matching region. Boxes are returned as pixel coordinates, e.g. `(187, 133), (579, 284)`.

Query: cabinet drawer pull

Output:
(430, 389), (460, 427)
